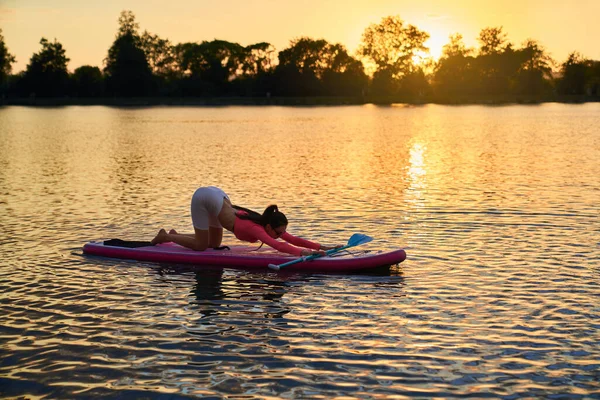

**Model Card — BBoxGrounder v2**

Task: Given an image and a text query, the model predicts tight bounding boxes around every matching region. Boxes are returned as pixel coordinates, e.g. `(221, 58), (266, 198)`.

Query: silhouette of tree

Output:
(278, 38), (331, 78)
(477, 27), (509, 56)
(370, 69), (399, 97)
(173, 40), (275, 96)
(140, 31), (180, 95)
(587, 61), (600, 96)
(434, 30), (556, 98)
(232, 42), (276, 96)
(175, 40), (245, 96)
(104, 10), (154, 96)
(358, 15), (429, 81)
(520, 39), (553, 74)
(240, 42), (276, 76)
(140, 31), (177, 78)
(72, 66), (104, 97)
(0, 29), (16, 92)
(273, 37), (326, 96)
(472, 27), (523, 95)
(5, 10), (599, 103)
(442, 33), (473, 58)
(400, 68), (430, 99)
(478, 47), (523, 94)
(21, 38), (70, 97)
(274, 37), (366, 96)
(514, 39), (554, 95)
(557, 52), (588, 95)
(321, 44), (368, 96)
(433, 34), (476, 97)
(118, 10), (139, 36)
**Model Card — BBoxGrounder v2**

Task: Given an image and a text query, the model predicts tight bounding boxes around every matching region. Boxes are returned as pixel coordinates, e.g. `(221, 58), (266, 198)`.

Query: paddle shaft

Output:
(272, 244), (350, 269)
(268, 233), (373, 270)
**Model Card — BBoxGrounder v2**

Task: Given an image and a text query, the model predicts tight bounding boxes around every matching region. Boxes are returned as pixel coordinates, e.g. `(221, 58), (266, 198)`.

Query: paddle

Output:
(268, 233), (374, 270)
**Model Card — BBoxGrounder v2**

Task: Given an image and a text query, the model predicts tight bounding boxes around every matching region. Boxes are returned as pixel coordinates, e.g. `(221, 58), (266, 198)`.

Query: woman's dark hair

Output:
(233, 204), (288, 228)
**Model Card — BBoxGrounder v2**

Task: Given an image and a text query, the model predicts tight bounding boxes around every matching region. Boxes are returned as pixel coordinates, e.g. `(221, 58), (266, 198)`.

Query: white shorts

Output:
(190, 187), (230, 230)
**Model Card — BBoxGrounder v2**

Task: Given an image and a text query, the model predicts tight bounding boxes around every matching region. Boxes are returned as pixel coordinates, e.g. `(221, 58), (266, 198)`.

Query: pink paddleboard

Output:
(83, 241), (406, 273)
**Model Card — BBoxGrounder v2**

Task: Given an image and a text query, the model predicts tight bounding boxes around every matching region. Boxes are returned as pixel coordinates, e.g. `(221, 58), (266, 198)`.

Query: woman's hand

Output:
(319, 244), (342, 251)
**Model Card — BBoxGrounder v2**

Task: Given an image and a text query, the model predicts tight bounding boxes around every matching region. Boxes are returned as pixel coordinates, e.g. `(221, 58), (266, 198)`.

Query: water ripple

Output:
(1, 104), (599, 398)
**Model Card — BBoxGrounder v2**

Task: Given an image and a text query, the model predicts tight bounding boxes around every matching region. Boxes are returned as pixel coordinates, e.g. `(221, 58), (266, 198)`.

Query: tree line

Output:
(1, 11), (599, 103)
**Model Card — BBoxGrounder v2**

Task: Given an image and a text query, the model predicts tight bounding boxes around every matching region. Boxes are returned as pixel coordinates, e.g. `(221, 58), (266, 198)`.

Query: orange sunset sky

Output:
(1, 0), (599, 73)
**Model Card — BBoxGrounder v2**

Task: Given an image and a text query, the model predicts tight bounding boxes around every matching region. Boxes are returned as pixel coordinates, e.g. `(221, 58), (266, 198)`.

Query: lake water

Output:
(0, 104), (599, 398)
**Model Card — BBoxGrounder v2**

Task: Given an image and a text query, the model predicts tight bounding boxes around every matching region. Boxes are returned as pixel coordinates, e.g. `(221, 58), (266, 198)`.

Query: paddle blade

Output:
(347, 233), (373, 247)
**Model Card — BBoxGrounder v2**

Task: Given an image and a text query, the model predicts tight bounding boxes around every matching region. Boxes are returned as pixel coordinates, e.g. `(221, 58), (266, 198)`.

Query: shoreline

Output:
(1, 94), (599, 107)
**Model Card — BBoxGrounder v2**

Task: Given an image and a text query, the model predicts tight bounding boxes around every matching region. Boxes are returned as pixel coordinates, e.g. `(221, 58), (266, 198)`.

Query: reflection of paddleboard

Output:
(83, 241), (406, 273)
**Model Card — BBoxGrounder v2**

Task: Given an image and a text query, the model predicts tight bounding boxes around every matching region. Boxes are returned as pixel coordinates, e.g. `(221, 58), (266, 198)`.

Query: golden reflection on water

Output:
(1, 104), (599, 398)
(406, 141), (427, 208)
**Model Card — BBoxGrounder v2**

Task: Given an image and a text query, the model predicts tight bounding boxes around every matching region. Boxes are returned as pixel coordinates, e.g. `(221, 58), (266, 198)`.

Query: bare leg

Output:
(152, 226), (224, 251)
(169, 229), (195, 238)
(151, 228), (209, 251)
(167, 228), (223, 247)
(208, 226), (223, 248)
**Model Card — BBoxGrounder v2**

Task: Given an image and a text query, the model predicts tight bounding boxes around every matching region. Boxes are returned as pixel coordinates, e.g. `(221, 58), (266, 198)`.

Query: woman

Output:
(151, 186), (337, 256)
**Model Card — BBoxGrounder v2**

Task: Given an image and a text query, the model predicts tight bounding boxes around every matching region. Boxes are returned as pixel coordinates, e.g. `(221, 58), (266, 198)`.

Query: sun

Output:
(411, 30), (450, 69)
(425, 34), (447, 60)
(412, 19), (455, 65)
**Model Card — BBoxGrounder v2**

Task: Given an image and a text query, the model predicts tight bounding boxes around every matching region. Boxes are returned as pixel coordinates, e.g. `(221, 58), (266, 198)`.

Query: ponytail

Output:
(234, 204), (288, 228)
(260, 205), (278, 226)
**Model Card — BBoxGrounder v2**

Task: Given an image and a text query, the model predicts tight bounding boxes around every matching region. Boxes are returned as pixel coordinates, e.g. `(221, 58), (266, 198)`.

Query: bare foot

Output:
(151, 228), (169, 245)
(169, 229), (178, 234)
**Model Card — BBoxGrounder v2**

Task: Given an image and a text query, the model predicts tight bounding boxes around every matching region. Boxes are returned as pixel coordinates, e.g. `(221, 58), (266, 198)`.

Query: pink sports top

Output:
(233, 211), (320, 256)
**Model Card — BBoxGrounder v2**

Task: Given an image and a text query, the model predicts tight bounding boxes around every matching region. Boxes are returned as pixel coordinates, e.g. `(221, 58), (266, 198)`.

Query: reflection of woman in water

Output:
(152, 186), (338, 256)
(192, 270), (291, 319)
(193, 270), (225, 301)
